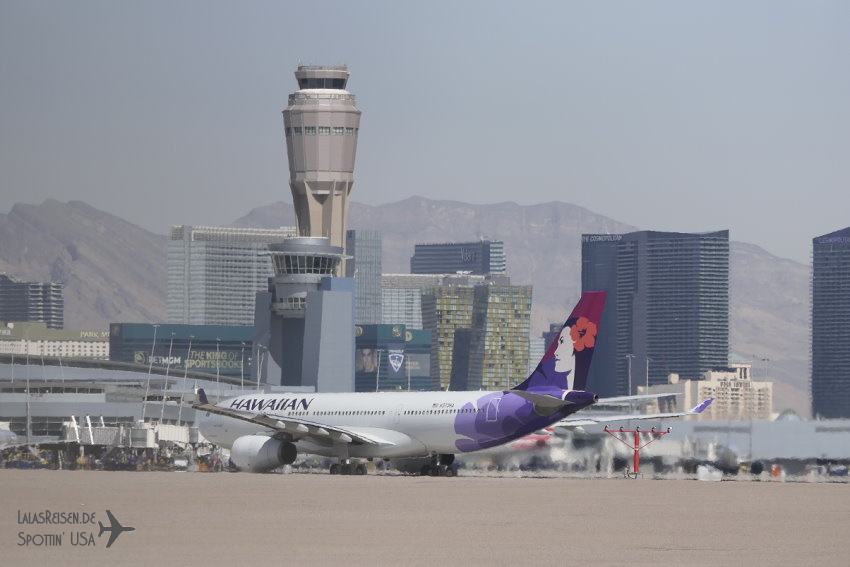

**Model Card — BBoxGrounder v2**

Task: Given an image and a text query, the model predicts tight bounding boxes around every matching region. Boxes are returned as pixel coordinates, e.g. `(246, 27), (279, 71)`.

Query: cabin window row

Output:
(286, 127), (358, 136)
(403, 408), (480, 416)
(311, 410), (387, 416)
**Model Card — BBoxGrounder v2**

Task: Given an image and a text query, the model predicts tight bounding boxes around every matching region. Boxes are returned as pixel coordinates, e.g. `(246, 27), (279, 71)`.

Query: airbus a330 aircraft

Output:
(194, 291), (712, 475)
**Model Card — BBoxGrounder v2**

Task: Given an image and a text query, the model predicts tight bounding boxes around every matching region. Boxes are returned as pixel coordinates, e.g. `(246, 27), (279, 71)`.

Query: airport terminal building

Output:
(109, 323), (254, 383)
(0, 355), (270, 445)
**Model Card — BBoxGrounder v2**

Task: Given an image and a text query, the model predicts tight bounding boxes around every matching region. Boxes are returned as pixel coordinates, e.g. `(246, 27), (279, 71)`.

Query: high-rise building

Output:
(421, 275), (531, 390)
(811, 227), (850, 419)
(345, 230), (382, 324)
(381, 289), (424, 329)
(461, 284), (532, 391)
(167, 225), (296, 326)
(410, 240), (506, 275)
(381, 274), (445, 329)
(581, 230), (729, 397)
(0, 275), (63, 329)
(283, 66), (361, 249)
(422, 285), (475, 389)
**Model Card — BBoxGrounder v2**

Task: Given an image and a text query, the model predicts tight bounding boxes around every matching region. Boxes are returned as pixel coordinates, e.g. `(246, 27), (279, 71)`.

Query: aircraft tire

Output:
(420, 464), (431, 476)
(329, 463), (341, 475)
(355, 463), (367, 475)
(443, 466), (456, 478)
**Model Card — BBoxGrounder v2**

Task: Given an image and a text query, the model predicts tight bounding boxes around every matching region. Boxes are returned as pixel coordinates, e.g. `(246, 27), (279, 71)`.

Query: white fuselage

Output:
(198, 389), (542, 459)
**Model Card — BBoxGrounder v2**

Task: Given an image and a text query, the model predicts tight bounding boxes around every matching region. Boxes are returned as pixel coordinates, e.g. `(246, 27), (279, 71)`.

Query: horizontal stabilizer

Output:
(508, 390), (573, 409)
(555, 398), (714, 428)
(595, 393), (680, 407)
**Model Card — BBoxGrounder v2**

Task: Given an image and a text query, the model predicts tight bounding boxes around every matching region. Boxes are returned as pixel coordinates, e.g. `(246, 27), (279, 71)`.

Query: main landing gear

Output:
(328, 460), (368, 476)
(420, 454), (457, 477)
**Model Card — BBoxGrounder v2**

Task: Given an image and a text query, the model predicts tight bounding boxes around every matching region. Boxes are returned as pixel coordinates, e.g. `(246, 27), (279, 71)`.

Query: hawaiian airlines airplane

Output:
(194, 291), (712, 475)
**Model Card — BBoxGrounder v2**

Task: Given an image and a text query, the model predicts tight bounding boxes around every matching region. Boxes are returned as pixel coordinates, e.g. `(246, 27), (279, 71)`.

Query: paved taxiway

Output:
(2, 470), (848, 566)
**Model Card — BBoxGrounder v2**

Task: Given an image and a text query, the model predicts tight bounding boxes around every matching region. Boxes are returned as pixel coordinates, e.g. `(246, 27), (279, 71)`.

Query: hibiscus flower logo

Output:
(569, 316), (597, 352)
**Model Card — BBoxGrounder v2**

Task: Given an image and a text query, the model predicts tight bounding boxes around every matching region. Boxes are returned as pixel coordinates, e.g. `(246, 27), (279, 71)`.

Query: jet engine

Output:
(230, 435), (297, 473)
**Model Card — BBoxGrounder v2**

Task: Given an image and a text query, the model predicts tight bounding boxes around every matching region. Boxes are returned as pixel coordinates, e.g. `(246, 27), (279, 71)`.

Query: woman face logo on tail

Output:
(553, 328), (575, 375)
(553, 316), (598, 390)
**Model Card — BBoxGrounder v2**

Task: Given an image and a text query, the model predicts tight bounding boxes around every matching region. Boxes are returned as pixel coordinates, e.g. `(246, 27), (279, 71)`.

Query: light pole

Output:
(177, 335), (193, 425)
(141, 324), (159, 422)
(215, 338), (221, 400)
(240, 342), (246, 390)
(256, 344), (266, 392)
(375, 349), (384, 392)
(160, 332), (175, 423)
(626, 354), (636, 395)
(645, 357), (653, 391)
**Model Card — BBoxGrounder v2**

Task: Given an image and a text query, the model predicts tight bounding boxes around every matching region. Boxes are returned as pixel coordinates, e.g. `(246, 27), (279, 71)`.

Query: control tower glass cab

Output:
(282, 65), (361, 250)
(267, 237), (345, 317)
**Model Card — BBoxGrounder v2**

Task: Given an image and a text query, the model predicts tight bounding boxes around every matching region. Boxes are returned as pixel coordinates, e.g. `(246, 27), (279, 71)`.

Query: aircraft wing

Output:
(0, 429), (20, 449)
(192, 390), (393, 447)
(554, 398), (714, 428)
(594, 393), (680, 406)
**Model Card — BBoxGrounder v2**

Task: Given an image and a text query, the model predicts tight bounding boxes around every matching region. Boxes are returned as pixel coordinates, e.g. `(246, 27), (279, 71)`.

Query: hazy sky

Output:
(2, 1), (848, 263)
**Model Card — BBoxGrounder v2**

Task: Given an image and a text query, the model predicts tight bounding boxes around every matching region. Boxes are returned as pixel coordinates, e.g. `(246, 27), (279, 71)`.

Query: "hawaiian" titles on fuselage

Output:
(229, 397), (314, 412)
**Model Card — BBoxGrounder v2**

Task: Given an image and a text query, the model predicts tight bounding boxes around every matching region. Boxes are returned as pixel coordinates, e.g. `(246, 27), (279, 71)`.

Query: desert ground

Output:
(2, 469), (848, 567)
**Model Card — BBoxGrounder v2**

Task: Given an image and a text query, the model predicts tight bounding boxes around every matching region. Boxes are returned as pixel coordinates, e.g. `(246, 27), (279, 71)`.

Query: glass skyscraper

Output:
(421, 278), (531, 391)
(345, 229), (382, 324)
(167, 225), (296, 326)
(0, 275), (63, 329)
(465, 284), (532, 391)
(410, 240), (506, 275)
(581, 230), (729, 397)
(381, 274), (445, 329)
(811, 227), (850, 419)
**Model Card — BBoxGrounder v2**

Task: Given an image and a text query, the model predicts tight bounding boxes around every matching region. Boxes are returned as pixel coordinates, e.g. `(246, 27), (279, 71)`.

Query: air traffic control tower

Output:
(252, 65), (360, 392)
(283, 65), (361, 250)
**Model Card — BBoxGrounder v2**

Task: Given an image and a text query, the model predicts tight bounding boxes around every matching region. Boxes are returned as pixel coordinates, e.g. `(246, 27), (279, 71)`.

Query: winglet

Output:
(691, 398), (714, 414)
(197, 388), (209, 405)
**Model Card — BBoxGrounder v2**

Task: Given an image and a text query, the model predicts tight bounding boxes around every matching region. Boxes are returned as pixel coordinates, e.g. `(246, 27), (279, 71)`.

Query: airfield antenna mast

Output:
(604, 425), (671, 479)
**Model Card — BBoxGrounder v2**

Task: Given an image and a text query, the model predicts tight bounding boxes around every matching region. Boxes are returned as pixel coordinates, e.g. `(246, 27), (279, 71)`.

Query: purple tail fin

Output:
(514, 291), (606, 392)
